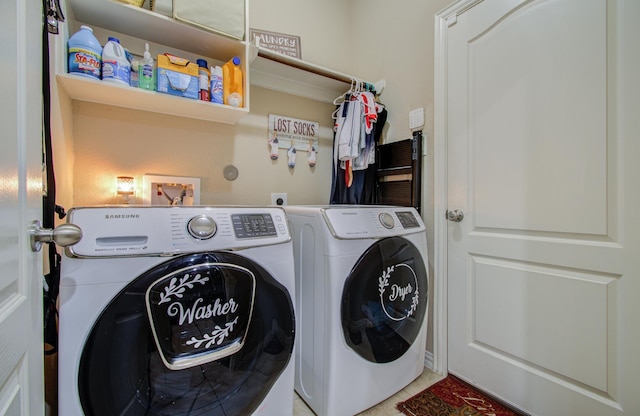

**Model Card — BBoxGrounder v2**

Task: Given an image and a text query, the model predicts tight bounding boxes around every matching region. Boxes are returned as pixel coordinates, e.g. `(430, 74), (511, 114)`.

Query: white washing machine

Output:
(58, 206), (296, 416)
(283, 205), (429, 416)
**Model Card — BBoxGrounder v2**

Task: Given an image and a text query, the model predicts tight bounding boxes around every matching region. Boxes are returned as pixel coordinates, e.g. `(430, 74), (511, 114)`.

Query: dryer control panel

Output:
(321, 206), (425, 239)
(66, 206), (291, 257)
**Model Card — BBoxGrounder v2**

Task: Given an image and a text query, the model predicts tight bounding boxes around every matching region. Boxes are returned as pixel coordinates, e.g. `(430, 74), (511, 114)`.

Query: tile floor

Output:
(293, 367), (445, 416)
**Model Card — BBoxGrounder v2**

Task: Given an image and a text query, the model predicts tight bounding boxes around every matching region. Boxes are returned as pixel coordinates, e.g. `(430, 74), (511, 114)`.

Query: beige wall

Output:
(69, 86), (335, 206)
(250, 0), (352, 74)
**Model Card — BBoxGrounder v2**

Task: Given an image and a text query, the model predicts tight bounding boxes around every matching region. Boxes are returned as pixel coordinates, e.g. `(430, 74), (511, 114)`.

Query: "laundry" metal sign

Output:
(250, 28), (301, 59)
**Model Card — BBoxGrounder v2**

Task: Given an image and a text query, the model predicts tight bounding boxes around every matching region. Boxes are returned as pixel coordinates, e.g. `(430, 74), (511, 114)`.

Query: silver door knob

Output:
(446, 209), (464, 222)
(30, 220), (82, 252)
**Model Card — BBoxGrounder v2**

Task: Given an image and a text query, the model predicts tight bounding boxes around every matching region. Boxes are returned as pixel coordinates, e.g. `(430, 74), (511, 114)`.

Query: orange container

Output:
(222, 56), (243, 107)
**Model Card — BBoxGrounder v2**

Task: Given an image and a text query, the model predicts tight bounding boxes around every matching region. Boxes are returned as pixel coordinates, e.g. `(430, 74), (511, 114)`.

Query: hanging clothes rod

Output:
(253, 44), (385, 94)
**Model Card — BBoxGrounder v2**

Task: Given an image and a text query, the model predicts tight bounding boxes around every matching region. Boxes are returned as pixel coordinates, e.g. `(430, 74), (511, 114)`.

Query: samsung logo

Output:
(104, 214), (140, 219)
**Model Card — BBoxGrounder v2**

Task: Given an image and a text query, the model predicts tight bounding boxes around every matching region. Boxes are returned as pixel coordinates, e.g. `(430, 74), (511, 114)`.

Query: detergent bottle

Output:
(101, 37), (130, 85)
(222, 56), (243, 107)
(67, 25), (102, 79)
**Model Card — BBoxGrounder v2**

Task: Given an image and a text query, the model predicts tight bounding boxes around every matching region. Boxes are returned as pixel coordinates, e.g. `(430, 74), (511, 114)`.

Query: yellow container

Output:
(222, 56), (243, 107)
(115, 0), (145, 7)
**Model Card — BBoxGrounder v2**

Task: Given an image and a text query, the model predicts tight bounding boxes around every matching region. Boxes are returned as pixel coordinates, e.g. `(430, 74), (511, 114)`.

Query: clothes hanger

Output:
(333, 78), (356, 105)
(331, 106), (342, 120)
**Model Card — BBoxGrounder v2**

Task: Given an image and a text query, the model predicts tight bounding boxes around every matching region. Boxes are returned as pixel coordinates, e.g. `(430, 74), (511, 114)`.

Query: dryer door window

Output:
(78, 252), (294, 416)
(341, 237), (428, 363)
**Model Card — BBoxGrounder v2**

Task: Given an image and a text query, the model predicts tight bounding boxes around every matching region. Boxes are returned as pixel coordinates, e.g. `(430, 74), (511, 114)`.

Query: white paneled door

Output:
(0, 0), (45, 414)
(437, 0), (639, 415)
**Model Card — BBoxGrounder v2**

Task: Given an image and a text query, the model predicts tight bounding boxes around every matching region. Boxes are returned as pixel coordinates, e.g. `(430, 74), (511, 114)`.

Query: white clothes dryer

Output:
(58, 206), (296, 416)
(283, 205), (429, 416)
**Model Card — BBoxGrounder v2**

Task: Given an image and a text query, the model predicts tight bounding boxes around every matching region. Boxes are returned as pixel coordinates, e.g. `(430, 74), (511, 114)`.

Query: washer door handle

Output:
(30, 220), (82, 252)
(446, 209), (464, 223)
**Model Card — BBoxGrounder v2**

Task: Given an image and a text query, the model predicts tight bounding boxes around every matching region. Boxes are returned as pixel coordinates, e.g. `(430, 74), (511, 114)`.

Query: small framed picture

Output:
(142, 175), (201, 206)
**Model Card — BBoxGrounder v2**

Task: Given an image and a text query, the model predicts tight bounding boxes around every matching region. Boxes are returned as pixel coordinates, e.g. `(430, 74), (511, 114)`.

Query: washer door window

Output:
(341, 237), (428, 363)
(78, 252), (294, 416)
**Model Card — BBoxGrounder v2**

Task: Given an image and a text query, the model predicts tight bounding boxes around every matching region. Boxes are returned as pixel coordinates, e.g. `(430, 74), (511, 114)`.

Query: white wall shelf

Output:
(250, 45), (385, 104)
(57, 74), (248, 124)
(64, 0), (378, 113)
(64, 0), (249, 124)
(66, 0), (244, 60)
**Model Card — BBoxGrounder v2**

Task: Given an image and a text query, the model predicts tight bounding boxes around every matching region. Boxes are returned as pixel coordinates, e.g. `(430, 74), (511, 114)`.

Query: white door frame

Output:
(432, 0), (477, 376)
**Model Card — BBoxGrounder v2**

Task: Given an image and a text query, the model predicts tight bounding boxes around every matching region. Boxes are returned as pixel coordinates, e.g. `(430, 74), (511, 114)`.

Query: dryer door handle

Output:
(30, 220), (82, 252)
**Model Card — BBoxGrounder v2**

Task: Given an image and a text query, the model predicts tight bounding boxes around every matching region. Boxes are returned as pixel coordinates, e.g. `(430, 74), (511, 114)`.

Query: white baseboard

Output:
(424, 350), (434, 370)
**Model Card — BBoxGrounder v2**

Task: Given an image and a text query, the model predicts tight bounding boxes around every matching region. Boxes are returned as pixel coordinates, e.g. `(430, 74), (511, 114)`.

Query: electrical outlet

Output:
(409, 108), (425, 130)
(271, 193), (288, 206)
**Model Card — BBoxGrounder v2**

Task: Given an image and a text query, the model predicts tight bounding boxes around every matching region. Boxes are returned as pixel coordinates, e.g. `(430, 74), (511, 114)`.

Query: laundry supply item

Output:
(156, 53), (199, 99)
(196, 59), (210, 101)
(210, 66), (223, 104)
(124, 48), (135, 87)
(222, 56), (243, 107)
(124, 48), (139, 87)
(129, 58), (140, 87)
(115, 0), (144, 6)
(139, 43), (155, 91)
(101, 37), (130, 85)
(124, 48), (133, 65)
(67, 25), (102, 80)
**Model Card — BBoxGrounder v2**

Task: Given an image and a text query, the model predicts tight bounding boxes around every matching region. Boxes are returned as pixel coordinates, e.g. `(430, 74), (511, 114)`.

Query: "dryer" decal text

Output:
(378, 264), (420, 321)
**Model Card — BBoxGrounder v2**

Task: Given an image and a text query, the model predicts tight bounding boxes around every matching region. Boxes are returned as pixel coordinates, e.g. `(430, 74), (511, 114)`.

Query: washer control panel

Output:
(232, 213), (278, 238)
(66, 206), (291, 257)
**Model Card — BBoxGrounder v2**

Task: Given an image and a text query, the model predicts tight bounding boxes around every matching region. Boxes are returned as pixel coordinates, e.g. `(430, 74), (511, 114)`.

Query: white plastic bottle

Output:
(101, 37), (130, 85)
(67, 25), (102, 80)
(210, 66), (223, 104)
(139, 43), (155, 90)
